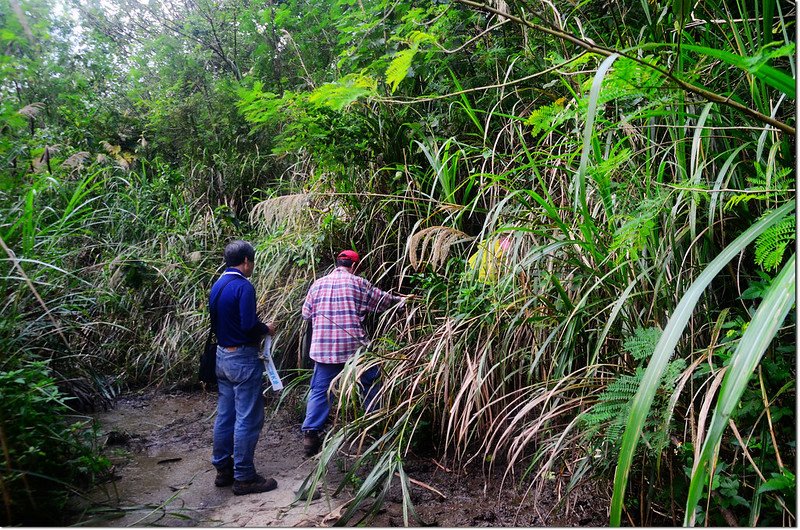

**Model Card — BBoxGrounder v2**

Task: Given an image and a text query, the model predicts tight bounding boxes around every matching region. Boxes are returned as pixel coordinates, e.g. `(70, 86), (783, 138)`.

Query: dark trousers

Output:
(301, 361), (380, 432)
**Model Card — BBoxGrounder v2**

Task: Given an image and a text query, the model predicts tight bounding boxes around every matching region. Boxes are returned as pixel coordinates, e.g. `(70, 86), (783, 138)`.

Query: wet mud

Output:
(72, 390), (610, 527)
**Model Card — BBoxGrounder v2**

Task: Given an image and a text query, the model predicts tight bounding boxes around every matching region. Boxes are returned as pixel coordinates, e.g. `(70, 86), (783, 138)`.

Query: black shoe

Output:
(303, 431), (322, 457)
(233, 474), (278, 495)
(214, 460), (234, 487)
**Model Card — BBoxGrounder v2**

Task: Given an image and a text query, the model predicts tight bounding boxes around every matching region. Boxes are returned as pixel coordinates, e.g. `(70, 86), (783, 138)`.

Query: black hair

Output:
(336, 258), (355, 268)
(224, 240), (255, 267)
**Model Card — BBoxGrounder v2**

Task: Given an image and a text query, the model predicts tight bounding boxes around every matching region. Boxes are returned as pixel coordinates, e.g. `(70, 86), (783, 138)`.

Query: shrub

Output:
(0, 361), (110, 525)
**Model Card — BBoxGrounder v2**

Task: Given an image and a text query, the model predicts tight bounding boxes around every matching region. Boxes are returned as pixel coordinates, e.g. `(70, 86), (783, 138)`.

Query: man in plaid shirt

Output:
(301, 249), (406, 456)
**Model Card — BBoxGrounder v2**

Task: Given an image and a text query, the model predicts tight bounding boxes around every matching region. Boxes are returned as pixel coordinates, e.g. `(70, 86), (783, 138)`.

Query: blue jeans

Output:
(212, 345), (264, 481)
(302, 361), (380, 432)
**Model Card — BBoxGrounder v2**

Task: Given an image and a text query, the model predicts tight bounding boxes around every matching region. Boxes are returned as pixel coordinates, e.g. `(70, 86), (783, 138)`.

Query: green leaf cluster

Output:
(0, 362), (110, 525)
(582, 327), (686, 459)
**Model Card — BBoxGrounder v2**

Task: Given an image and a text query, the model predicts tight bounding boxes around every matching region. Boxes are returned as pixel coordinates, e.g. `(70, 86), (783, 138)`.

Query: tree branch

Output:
(377, 51), (587, 104)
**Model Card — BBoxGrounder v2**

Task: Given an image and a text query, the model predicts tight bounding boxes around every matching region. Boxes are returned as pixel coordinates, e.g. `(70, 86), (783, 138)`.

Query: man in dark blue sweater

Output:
(210, 240), (277, 495)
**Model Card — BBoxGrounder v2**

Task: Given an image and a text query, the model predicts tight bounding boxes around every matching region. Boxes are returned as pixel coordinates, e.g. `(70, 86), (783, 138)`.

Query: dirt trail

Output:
(75, 390), (610, 527)
(77, 390), (346, 527)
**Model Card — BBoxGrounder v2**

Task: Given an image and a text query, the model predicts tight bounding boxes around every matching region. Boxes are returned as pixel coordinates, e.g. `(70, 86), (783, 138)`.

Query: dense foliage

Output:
(0, 0), (795, 525)
(0, 362), (109, 525)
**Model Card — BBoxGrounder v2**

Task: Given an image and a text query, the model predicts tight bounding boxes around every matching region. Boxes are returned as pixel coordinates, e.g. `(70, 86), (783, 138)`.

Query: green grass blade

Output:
(590, 266), (654, 367)
(576, 53), (619, 220)
(450, 69), (485, 137)
(708, 145), (748, 226)
(680, 43), (795, 99)
(684, 253), (796, 526)
(609, 201), (795, 526)
(688, 102), (714, 238)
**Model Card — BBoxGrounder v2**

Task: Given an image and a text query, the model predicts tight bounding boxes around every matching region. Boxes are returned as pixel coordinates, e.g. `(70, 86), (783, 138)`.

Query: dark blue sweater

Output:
(210, 268), (270, 347)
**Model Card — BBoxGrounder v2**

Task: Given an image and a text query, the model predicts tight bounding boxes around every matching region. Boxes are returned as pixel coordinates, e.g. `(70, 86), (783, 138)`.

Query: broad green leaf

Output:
(684, 253), (796, 525)
(756, 471), (796, 495)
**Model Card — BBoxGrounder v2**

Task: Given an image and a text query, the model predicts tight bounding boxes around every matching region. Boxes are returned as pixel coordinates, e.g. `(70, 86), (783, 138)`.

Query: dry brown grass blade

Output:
(521, 403), (588, 493)
(503, 394), (587, 467)
(320, 499), (352, 526)
(0, 235), (69, 349)
(465, 367), (598, 492)
(757, 367), (785, 471)
(392, 472), (447, 499)
(692, 365), (728, 469)
(250, 193), (317, 228)
(445, 349), (483, 460)
(728, 420), (766, 482)
(408, 226), (473, 271)
(61, 151), (91, 169)
(18, 102), (44, 118)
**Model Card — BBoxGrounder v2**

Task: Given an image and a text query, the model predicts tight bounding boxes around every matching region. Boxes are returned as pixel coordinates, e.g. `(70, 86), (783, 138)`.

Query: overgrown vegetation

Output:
(0, 0), (794, 526)
(0, 362), (110, 525)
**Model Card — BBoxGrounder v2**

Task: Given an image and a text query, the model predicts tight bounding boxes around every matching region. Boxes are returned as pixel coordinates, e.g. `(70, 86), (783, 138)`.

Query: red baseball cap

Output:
(337, 250), (360, 263)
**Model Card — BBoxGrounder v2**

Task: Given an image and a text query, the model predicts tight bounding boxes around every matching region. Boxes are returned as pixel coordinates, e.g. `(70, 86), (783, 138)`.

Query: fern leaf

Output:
(524, 98), (568, 136)
(407, 30), (436, 46)
(755, 215), (795, 271)
(622, 326), (662, 362)
(309, 84), (371, 110)
(386, 47), (417, 93)
(725, 161), (793, 210)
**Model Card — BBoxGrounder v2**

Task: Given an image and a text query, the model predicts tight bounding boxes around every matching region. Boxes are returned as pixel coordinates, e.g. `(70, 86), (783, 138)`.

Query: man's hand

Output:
(398, 294), (419, 307)
(266, 321), (277, 335)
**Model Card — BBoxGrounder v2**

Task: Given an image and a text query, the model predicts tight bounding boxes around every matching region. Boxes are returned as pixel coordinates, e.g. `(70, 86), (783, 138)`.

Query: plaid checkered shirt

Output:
(302, 267), (402, 364)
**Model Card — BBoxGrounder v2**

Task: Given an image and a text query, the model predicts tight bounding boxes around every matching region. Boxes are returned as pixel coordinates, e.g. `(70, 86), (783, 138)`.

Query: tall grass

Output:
(1, 0), (793, 525)
(610, 202), (795, 525)
(0, 159), (239, 394)
(244, 1), (795, 525)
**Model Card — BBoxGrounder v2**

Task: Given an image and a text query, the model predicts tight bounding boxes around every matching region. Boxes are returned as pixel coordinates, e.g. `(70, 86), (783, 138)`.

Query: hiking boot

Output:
(214, 460), (234, 487)
(303, 431), (322, 457)
(232, 474), (278, 496)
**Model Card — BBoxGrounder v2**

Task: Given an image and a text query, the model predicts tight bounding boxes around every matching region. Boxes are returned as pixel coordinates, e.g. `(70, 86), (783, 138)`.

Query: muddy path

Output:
(72, 390), (610, 527)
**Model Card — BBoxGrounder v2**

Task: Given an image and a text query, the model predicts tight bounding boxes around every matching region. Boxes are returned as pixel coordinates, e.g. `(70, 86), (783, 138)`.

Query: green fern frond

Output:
(581, 327), (680, 457)
(748, 160), (793, 189)
(649, 357), (687, 454)
(577, 56), (661, 109)
(661, 358), (686, 390)
(724, 192), (770, 209)
(386, 47), (417, 93)
(582, 371), (643, 441)
(236, 82), (291, 129)
(407, 30), (436, 46)
(610, 196), (663, 262)
(725, 161), (793, 210)
(755, 215), (795, 271)
(623, 326), (662, 362)
(524, 97), (568, 136)
(308, 74), (377, 110)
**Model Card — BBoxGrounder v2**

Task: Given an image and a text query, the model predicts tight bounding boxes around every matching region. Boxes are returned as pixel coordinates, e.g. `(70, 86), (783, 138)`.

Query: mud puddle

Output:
(71, 390), (610, 527)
